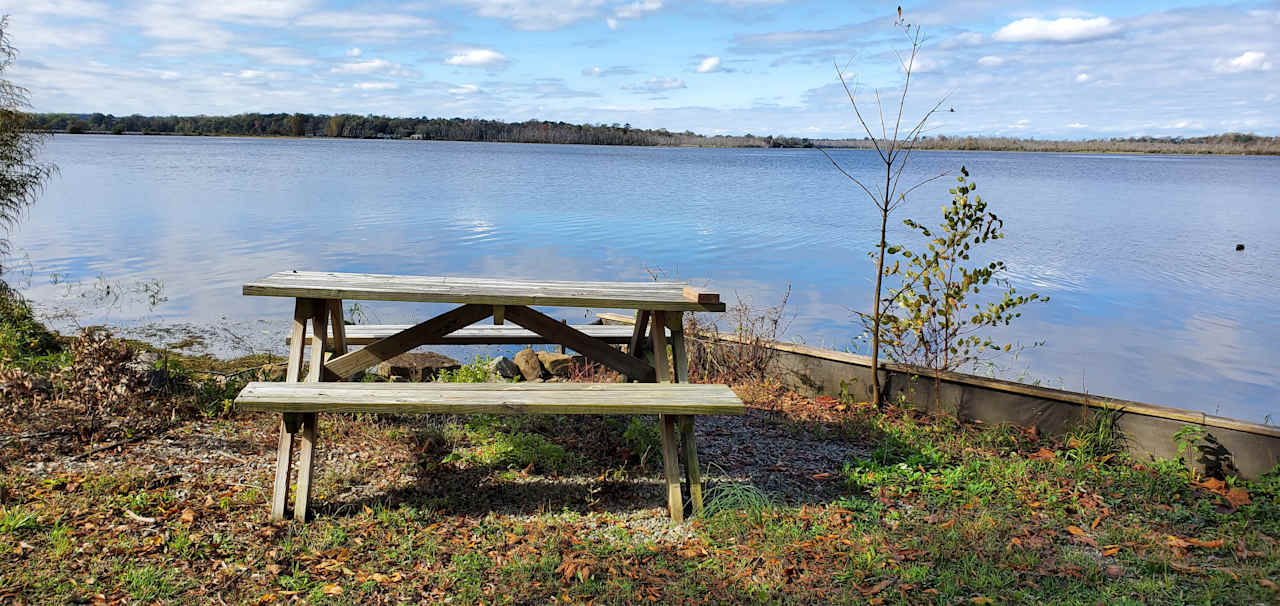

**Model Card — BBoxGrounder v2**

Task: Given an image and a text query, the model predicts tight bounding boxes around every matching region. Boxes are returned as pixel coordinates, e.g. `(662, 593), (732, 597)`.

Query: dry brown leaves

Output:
(1194, 477), (1251, 508)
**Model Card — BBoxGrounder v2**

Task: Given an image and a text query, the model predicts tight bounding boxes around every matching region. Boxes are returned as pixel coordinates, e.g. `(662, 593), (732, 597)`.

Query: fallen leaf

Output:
(180, 509), (196, 524)
(323, 584), (342, 596)
(1101, 545), (1121, 556)
(1259, 579), (1278, 590)
(266, 564), (282, 575)
(1104, 565), (1124, 579)
(1185, 538), (1225, 549)
(1028, 448), (1057, 461)
(858, 579), (892, 596)
(971, 598), (994, 605)
(1224, 487), (1251, 507)
(1066, 525), (1097, 547)
(1168, 561), (1203, 574)
(811, 473), (832, 480)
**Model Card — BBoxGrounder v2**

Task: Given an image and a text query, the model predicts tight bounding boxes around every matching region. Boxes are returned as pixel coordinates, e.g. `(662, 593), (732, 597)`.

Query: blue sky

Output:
(3, 0), (1278, 138)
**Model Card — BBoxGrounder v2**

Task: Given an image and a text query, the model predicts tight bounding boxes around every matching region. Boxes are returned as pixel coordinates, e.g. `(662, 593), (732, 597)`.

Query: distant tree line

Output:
(24, 112), (1278, 154)
(24, 112), (815, 148)
(818, 133), (1280, 155)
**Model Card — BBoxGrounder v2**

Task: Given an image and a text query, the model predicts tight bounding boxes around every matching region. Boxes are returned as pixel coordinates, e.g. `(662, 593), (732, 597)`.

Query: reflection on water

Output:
(9, 135), (1280, 422)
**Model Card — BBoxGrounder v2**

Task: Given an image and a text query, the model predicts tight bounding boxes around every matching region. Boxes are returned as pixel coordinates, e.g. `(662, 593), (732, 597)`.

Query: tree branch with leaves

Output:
(820, 12), (948, 406)
(0, 16), (56, 288)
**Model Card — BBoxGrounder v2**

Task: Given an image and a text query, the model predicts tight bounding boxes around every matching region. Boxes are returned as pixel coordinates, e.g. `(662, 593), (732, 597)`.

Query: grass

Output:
(1, 305), (1278, 604)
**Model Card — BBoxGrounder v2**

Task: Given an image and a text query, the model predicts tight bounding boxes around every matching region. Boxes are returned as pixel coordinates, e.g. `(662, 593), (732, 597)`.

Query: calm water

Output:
(8, 135), (1279, 422)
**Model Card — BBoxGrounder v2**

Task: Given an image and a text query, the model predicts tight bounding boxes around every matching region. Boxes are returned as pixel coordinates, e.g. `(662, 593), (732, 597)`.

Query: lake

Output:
(8, 134), (1279, 423)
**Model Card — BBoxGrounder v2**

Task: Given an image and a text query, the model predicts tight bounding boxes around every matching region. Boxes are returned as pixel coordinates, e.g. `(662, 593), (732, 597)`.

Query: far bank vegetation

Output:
(27, 112), (1280, 155)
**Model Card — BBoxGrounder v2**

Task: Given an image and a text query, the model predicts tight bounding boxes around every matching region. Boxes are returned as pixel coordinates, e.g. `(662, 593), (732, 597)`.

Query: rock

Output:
(513, 348), (544, 381)
(374, 351), (461, 382)
(488, 356), (521, 379)
(1236, 243), (1245, 251)
(127, 351), (161, 374)
(536, 351), (574, 377)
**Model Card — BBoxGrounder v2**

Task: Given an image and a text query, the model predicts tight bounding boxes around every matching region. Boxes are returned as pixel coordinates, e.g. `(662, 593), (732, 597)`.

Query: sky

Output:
(2, 0), (1278, 139)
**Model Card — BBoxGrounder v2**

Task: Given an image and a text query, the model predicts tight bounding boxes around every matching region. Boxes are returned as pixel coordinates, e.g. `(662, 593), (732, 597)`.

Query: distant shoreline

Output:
(42, 129), (1280, 157)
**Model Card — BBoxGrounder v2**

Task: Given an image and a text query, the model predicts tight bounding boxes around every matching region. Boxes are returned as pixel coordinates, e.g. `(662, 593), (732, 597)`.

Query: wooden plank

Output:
(328, 300), (348, 356)
(291, 323), (650, 346)
(324, 304), (493, 379)
(682, 287), (720, 304)
(293, 412), (317, 522)
(679, 416), (703, 516)
(306, 300), (329, 382)
(270, 419), (295, 521)
(286, 299), (311, 382)
(650, 310), (671, 383)
(504, 305), (656, 382)
(234, 382), (745, 416)
(660, 414), (684, 523)
(628, 311), (649, 357)
(243, 271), (726, 312)
(668, 312), (691, 384)
(493, 305), (504, 325)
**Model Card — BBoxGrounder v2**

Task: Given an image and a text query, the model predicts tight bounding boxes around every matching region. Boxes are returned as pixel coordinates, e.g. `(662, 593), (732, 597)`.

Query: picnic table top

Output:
(243, 271), (726, 312)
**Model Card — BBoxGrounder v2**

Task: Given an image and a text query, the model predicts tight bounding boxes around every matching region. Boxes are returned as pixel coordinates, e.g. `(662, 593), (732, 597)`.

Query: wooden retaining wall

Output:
(599, 314), (1280, 479)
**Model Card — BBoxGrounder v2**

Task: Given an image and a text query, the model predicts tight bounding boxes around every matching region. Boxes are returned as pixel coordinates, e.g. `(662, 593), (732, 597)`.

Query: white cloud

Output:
(332, 59), (416, 77)
(236, 69), (266, 79)
(977, 56), (1004, 67)
(1214, 51), (1271, 74)
(191, 0), (313, 25)
(448, 84), (480, 95)
(1075, 73), (1090, 83)
(242, 46), (314, 66)
(444, 49), (508, 68)
(294, 11), (440, 40)
(614, 0), (662, 19)
(993, 17), (1119, 43)
(0, 0), (111, 20)
(0, 17), (108, 49)
(346, 47), (362, 57)
(1066, 122), (1088, 128)
(447, 0), (607, 31)
(351, 82), (396, 90)
(626, 76), (686, 93)
(606, 17), (619, 30)
(941, 32), (983, 48)
(695, 56), (722, 73)
(582, 65), (636, 77)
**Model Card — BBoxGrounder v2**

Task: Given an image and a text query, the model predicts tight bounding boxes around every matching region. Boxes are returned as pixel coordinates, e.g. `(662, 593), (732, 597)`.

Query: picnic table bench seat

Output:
(236, 381), (743, 523)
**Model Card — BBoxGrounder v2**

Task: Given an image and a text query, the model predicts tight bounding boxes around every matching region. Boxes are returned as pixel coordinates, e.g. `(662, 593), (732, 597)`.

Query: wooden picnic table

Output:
(241, 270), (732, 522)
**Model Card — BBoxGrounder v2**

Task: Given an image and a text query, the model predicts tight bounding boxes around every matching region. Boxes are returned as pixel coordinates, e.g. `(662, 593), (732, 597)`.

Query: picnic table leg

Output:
(680, 416), (703, 517)
(272, 299), (311, 521)
(294, 301), (328, 521)
(666, 311), (703, 516)
(659, 414), (684, 523)
(628, 310), (649, 358)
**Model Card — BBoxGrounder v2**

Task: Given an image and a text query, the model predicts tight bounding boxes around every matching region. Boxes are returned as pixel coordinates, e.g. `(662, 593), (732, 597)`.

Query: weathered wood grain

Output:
(628, 310), (650, 357)
(243, 271), (725, 312)
(289, 323), (657, 346)
(679, 415), (703, 516)
(503, 305), (656, 382)
(323, 304), (493, 379)
(234, 382), (744, 416)
(650, 310), (671, 383)
(682, 287), (719, 304)
(660, 414), (684, 523)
